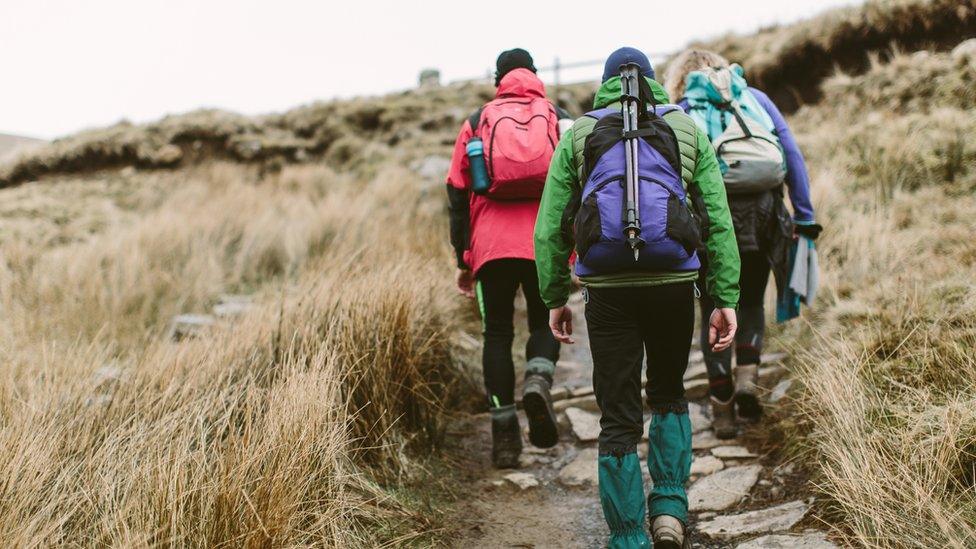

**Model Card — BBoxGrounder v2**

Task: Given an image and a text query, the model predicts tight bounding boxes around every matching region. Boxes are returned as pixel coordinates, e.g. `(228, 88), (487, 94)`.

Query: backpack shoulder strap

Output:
(570, 110), (606, 181)
(662, 110), (699, 190)
(467, 107), (484, 133)
(553, 103), (572, 120)
(663, 109), (710, 240)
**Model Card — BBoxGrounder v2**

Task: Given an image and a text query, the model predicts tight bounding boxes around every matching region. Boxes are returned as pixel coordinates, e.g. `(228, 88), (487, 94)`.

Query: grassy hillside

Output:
(0, 83), (595, 190)
(773, 41), (976, 547)
(702, 0), (976, 111)
(1, 0), (974, 546)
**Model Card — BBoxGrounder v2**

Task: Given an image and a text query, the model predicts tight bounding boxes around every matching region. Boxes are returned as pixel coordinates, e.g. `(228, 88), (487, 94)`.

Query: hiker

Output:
(535, 47), (740, 548)
(663, 49), (821, 439)
(446, 48), (573, 468)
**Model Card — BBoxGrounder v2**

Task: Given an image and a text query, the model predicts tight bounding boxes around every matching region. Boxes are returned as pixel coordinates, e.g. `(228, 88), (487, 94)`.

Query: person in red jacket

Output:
(446, 48), (572, 468)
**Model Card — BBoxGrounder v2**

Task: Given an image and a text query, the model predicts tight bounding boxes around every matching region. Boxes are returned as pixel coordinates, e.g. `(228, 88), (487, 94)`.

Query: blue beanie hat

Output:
(602, 47), (655, 82)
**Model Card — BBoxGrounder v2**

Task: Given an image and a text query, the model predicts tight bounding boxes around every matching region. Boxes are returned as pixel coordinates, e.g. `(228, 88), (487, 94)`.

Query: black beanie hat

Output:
(495, 48), (536, 86)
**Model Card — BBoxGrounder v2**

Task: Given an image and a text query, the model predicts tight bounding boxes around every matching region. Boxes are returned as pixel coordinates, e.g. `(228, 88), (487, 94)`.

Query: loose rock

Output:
(759, 364), (789, 387)
(503, 472), (539, 490)
(518, 454), (550, 468)
(769, 379), (793, 403)
(565, 407), (601, 442)
(170, 314), (216, 341)
(558, 447), (599, 487)
(523, 445), (550, 455)
(549, 385), (570, 402)
(735, 532), (838, 549)
(685, 378), (709, 399)
(683, 362), (707, 381)
(554, 394), (599, 413)
(699, 500), (809, 539)
(689, 402), (711, 434)
(688, 465), (762, 511)
(212, 295), (255, 318)
(690, 455), (725, 476)
(692, 430), (725, 450)
(711, 445), (758, 459)
(569, 385), (594, 397)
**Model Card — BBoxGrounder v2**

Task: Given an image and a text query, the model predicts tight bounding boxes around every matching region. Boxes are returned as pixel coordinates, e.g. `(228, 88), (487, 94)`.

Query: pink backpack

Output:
(469, 97), (559, 199)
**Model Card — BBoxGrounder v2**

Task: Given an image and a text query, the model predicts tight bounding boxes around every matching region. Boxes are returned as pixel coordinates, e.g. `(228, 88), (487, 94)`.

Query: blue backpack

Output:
(573, 99), (702, 277)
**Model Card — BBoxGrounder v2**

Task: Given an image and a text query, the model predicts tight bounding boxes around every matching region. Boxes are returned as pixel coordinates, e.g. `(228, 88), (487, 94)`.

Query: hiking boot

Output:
(734, 364), (762, 422)
(490, 404), (522, 469)
(710, 396), (737, 439)
(522, 374), (559, 448)
(651, 515), (690, 549)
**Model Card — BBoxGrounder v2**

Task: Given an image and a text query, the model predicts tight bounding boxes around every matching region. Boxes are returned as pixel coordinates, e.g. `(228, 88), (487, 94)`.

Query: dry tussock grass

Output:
(0, 161), (469, 546)
(775, 47), (976, 547)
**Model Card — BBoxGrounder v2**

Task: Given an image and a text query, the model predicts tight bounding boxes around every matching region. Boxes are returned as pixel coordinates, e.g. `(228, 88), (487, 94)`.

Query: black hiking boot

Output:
(490, 404), (522, 469)
(522, 374), (559, 448)
(734, 364), (763, 422)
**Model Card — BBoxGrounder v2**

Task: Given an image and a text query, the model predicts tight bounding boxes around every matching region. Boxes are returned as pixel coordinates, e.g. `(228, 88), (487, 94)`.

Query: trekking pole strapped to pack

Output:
(619, 64), (646, 260)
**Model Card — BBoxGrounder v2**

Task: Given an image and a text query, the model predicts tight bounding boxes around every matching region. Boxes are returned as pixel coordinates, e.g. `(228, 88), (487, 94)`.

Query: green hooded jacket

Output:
(534, 77), (740, 309)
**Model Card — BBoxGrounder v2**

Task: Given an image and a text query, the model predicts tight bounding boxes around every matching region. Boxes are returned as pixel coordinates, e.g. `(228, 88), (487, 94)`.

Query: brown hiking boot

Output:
(734, 364), (762, 422)
(710, 396), (737, 439)
(490, 404), (522, 469)
(651, 515), (690, 549)
(522, 374), (558, 448)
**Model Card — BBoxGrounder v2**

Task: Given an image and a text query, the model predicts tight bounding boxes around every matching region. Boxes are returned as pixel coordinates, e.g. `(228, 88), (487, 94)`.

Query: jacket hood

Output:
(496, 68), (547, 99)
(593, 76), (670, 109)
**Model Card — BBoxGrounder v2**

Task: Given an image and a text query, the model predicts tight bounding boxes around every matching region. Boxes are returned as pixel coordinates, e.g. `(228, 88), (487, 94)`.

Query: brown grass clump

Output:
(774, 46), (976, 547)
(700, 0), (976, 111)
(0, 161), (471, 546)
(821, 47), (976, 114)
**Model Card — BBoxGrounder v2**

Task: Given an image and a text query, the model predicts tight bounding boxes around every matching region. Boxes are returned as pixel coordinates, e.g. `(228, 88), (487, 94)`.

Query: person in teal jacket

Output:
(534, 47), (740, 548)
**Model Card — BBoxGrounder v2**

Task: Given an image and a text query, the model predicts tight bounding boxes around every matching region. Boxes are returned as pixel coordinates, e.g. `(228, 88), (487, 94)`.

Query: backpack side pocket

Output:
(574, 194), (602, 261)
(666, 194), (702, 255)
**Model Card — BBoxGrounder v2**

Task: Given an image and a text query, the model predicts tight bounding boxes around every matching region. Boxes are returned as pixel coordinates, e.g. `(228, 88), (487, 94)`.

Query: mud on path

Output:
(447, 292), (839, 548)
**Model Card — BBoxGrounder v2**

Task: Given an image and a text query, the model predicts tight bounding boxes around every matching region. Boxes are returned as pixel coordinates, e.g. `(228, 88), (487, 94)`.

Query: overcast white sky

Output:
(1, 0), (862, 139)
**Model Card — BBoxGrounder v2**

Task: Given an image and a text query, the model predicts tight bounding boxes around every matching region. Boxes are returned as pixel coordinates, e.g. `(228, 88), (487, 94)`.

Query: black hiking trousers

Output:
(476, 258), (559, 408)
(586, 282), (695, 454)
(698, 251), (770, 400)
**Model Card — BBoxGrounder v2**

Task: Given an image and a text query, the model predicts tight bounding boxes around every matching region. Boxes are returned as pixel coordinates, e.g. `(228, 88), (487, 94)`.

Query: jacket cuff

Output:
(545, 298), (568, 309)
(713, 300), (738, 310)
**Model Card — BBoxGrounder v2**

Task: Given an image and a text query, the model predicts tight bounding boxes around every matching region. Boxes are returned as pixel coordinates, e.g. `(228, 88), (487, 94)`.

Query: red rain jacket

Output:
(446, 68), (554, 275)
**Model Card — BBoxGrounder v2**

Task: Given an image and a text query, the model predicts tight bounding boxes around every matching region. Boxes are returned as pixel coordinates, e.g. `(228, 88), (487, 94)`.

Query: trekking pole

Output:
(619, 64), (645, 261)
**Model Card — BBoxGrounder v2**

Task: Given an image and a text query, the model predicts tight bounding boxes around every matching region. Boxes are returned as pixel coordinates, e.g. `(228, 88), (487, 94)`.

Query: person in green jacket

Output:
(534, 47), (740, 548)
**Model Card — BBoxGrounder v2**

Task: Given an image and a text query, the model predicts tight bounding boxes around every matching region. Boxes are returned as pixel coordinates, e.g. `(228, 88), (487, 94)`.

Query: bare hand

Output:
(549, 306), (575, 344)
(708, 308), (737, 352)
(455, 268), (475, 299)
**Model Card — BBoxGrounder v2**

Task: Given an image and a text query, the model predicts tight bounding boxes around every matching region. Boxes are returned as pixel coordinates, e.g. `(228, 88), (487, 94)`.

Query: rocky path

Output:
(452, 293), (840, 548)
